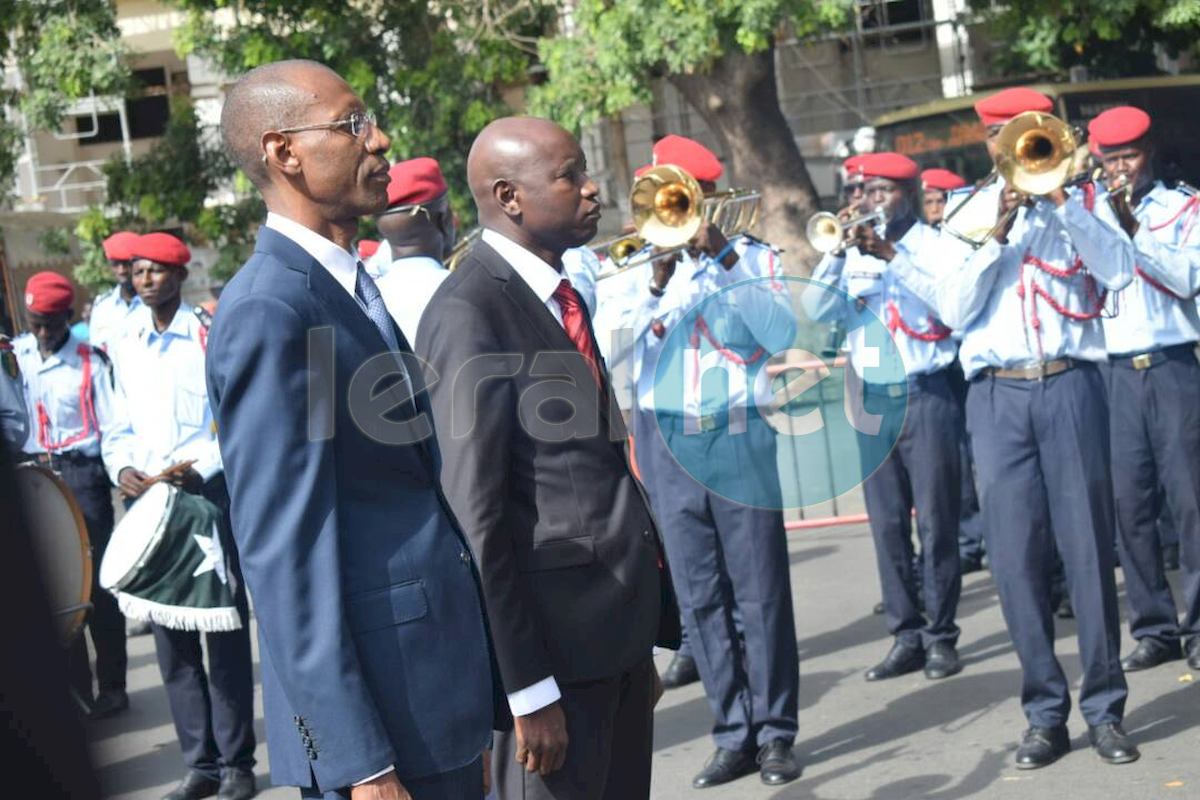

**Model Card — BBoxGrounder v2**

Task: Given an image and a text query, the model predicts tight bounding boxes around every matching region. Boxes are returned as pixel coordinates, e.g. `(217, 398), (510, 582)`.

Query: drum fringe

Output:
(114, 593), (243, 632)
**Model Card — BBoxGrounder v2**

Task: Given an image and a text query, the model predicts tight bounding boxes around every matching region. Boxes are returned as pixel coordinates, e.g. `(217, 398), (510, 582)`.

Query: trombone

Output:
(594, 165), (761, 281)
(941, 110), (1082, 249)
(805, 209), (887, 255)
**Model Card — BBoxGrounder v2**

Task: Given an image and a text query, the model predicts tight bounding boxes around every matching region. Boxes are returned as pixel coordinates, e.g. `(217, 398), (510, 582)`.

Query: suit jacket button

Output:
(460, 549), (471, 564)
(642, 529), (652, 541)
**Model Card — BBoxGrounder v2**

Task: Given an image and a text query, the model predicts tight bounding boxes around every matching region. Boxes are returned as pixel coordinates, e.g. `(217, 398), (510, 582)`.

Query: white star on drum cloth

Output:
(191, 524), (228, 585)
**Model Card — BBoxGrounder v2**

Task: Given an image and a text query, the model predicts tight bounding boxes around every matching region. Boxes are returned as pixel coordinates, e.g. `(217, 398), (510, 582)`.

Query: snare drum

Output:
(100, 481), (177, 594)
(14, 464), (92, 646)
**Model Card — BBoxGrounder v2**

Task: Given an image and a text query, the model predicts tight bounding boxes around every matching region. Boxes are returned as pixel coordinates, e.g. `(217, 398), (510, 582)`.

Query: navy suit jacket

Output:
(206, 227), (504, 791)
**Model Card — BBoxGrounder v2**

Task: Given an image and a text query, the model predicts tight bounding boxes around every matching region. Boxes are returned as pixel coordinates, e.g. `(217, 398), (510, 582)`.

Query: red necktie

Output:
(552, 279), (603, 389)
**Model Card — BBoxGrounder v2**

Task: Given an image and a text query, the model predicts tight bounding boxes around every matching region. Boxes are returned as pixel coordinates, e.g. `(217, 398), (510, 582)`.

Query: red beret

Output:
(386, 157), (447, 208)
(856, 152), (920, 181)
(974, 88), (1054, 126)
(357, 240), (381, 259)
(921, 168), (967, 192)
(102, 230), (139, 261)
(843, 155), (867, 180)
(131, 232), (191, 267)
(652, 135), (723, 182)
(24, 271), (75, 315)
(1088, 106), (1151, 150)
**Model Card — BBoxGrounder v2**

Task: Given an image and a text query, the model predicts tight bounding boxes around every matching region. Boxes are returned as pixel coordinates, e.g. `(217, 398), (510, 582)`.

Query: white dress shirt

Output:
(375, 255), (450, 347)
(478, 227), (578, 717)
(890, 183), (1134, 378)
(1093, 181), (1200, 354)
(103, 309), (221, 484)
(14, 332), (121, 458)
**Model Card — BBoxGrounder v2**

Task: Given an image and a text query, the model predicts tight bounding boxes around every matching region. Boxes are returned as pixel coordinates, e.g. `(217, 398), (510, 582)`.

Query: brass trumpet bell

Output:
(806, 212), (846, 254)
(995, 111), (1078, 196)
(610, 236), (645, 261)
(630, 165), (704, 248)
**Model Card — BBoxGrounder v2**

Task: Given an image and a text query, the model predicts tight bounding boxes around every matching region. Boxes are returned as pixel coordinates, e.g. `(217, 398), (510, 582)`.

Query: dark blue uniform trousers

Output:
(857, 369), (963, 649)
(139, 476), (256, 781)
(61, 455), (127, 698)
(967, 364), (1127, 728)
(949, 361), (986, 561)
(1108, 345), (1200, 648)
(634, 408), (799, 752)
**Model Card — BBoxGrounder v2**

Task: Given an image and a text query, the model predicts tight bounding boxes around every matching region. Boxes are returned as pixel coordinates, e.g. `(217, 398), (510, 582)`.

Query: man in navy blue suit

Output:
(206, 60), (504, 800)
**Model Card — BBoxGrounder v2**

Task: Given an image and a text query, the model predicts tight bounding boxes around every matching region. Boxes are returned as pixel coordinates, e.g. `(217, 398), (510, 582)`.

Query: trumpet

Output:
(941, 110), (1081, 248)
(594, 165), (761, 280)
(446, 227), (481, 271)
(805, 209), (887, 255)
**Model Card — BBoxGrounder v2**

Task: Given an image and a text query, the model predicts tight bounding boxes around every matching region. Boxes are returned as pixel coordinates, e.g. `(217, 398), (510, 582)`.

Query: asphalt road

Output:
(87, 521), (1199, 800)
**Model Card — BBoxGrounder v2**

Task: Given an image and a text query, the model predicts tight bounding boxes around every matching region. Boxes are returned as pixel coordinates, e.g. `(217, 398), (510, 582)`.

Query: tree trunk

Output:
(669, 43), (822, 273)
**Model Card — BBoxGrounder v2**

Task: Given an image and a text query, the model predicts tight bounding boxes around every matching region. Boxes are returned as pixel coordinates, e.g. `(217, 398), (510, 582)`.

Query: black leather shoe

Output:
(872, 601), (885, 615)
(1163, 542), (1180, 571)
(1015, 725), (1070, 770)
(1088, 723), (1140, 764)
(757, 739), (801, 785)
(924, 642), (962, 679)
(217, 768), (256, 800)
(959, 553), (984, 574)
(1055, 596), (1074, 619)
(661, 653), (700, 689)
(692, 747), (758, 788)
(88, 689), (129, 720)
(865, 640), (925, 681)
(1120, 638), (1182, 672)
(162, 772), (220, 800)
(1187, 638), (1200, 670)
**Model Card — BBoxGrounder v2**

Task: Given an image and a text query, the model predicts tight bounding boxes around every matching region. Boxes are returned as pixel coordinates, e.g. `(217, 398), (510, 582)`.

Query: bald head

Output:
(466, 117), (601, 259)
(220, 60), (340, 186)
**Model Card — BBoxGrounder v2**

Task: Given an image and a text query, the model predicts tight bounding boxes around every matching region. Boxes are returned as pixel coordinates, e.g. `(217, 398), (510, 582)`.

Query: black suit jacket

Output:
(417, 240), (680, 693)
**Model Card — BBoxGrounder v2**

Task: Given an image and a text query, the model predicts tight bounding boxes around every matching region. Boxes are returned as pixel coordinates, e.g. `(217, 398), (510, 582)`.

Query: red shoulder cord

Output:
(36, 344), (97, 452)
(886, 301), (951, 342)
(687, 248), (777, 391)
(1133, 194), (1200, 300)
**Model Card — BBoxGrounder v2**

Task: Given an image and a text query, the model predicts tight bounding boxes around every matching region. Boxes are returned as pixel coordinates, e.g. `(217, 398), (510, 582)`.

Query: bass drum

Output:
(15, 464), (92, 645)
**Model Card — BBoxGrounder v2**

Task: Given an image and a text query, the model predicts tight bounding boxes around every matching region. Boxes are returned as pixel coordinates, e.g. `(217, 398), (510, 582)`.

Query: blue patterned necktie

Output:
(355, 262), (413, 407)
(355, 262), (400, 352)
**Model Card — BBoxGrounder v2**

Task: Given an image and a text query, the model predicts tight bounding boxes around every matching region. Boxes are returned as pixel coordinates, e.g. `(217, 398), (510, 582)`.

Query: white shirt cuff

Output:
(353, 766), (394, 786)
(506, 676), (561, 717)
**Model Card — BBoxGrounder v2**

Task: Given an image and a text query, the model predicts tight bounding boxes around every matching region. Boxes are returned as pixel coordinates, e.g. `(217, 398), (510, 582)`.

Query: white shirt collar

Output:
(265, 212), (361, 298)
(390, 255), (446, 272)
(481, 228), (566, 303)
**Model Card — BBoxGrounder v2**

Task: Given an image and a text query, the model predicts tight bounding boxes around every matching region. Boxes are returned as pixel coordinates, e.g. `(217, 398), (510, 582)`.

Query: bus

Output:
(872, 75), (1200, 186)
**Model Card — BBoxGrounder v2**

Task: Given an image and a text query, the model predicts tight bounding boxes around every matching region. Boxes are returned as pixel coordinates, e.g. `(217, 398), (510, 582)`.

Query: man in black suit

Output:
(418, 117), (680, 800)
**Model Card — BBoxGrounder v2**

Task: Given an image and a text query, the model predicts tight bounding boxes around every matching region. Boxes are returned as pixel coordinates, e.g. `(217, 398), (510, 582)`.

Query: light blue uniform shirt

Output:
(14, 332), (120, 459)
(806, 220), (957, 381)
(562, 246), (601, 317)
(593, 236), (796, 418)
(88, 285), (146, 353)
(103, 308), (222, 485)
(890, 182), (1134, 378)
(1093, 181), (1200, 354)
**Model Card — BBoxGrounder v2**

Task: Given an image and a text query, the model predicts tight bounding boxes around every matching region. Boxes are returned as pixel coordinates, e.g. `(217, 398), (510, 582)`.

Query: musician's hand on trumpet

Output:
(688, 221), (738, 270)
(1107, 174), (1140, 237)
(995, 186), (1026, 244)
(853, 220), (896, 262)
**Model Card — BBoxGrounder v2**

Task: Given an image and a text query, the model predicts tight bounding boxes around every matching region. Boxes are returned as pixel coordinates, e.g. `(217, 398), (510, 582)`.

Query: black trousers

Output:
(1108, 346), (1200, 646)
(967, 364), (1127, 728)
(634, 408), (799, 753)
(60, 455), (127, 698)
(138, 476), (256, 779)
(858, 370), (963, 649)
(492, 659), (655, 800)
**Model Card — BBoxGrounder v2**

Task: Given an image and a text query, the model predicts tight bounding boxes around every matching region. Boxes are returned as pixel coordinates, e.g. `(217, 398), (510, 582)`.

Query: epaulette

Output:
(736, 233), (783, 254)
(1172, 180), (1197, 197)
(192, 305), (213, 329)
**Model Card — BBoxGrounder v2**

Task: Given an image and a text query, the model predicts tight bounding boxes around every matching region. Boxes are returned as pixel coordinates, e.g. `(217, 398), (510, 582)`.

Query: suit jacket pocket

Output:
(346, 580), (429, 634)
(521, 535), (595, 572)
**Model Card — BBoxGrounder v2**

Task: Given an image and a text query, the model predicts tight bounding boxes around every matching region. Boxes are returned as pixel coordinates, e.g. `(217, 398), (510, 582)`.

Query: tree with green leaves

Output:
(972, 0), (1200, 79)
(532, 0), (853, 269)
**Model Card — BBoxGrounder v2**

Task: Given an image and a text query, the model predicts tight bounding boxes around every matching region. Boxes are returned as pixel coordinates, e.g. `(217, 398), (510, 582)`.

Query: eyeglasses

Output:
(277, 111), (376, 139)
(379, 204), (432, 221)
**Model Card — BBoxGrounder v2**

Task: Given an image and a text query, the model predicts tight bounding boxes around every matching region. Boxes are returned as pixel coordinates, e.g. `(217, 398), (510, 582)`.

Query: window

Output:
(71, 67), (170, 144)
